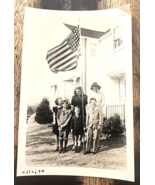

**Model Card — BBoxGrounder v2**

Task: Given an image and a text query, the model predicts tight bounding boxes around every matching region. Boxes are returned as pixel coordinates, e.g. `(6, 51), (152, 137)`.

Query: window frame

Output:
(118, 76), (126, 104)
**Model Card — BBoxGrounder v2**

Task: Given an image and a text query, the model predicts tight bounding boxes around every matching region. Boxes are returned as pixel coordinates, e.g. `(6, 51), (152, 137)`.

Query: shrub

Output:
(35, 98), (53, 124)
(103, 114), (124, 136)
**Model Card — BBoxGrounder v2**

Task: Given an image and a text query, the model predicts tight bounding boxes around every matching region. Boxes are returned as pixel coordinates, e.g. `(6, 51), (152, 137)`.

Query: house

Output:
(49, 14), (130, 126)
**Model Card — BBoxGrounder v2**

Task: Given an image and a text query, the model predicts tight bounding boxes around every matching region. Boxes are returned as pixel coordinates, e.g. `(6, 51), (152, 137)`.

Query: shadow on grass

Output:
(97, 134), (126, 153)
(26, 121), (126, 159)
(27, 134), (126, 154)
(66, 134), (126, 153)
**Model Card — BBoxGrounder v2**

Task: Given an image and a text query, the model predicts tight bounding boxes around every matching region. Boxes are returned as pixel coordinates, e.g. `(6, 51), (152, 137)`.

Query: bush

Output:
(103, 114), (124, 136)
(35, 98), (53, 124)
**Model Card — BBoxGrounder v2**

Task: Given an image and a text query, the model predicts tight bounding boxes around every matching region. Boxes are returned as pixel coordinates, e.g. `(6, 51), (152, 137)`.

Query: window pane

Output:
(113, 37), (122, 49)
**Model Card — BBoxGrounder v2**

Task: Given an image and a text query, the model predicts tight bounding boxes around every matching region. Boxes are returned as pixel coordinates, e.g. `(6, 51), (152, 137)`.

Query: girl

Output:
(52, 97), (63, 151)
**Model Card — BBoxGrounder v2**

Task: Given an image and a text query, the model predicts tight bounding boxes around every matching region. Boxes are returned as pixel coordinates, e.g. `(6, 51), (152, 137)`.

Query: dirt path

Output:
(25, 122), (127, 171)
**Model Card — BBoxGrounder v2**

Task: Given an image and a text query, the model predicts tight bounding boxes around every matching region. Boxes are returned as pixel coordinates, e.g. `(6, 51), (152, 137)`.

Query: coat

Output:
(86, 106), (102, 129)
(57, 109), (72, 131)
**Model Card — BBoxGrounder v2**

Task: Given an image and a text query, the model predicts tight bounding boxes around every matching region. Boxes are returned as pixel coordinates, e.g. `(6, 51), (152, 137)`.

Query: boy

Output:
(70, 86), (88, 151)
(84, 98), (102, 155)
(71, 106), (85, 153)
(57, 99), (72, 153)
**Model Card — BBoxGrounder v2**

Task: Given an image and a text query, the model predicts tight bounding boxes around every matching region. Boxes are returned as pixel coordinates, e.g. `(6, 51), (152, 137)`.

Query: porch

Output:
(106, 104), (126, 129)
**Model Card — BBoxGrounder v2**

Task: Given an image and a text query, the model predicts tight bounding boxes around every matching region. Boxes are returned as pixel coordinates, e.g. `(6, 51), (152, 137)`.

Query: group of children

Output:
(52, 96), (103, 155)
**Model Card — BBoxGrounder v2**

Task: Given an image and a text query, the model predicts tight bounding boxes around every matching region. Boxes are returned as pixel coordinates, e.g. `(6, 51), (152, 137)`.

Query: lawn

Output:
(25, 121), (127, 171)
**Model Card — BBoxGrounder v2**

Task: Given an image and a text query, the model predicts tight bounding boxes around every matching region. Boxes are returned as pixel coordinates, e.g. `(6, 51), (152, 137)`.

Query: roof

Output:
(51, 76), (80, 87)
(64, 23), (110, 39)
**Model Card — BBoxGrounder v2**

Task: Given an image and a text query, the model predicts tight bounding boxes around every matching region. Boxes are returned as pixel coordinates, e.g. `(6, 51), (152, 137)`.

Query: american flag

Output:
(46, 25), (81, 74)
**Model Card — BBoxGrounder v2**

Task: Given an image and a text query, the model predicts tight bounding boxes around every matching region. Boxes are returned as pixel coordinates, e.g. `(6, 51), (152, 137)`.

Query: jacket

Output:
(86, 106), (102, 129)
(57, 109), (72, 131)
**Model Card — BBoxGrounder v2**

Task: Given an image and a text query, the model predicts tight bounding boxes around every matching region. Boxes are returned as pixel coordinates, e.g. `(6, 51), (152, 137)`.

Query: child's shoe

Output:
(84, 151), (90, 155)
(78, 146), (81, 153)
(74, 146), (77, 153)
(63, 147), (66, 153)
(54, 147), (59, 151)
(59, 148), (63, 153)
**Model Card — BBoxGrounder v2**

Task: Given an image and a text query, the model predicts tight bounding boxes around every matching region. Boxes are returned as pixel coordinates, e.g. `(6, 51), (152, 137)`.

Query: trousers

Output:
(86, 127), (100, 152)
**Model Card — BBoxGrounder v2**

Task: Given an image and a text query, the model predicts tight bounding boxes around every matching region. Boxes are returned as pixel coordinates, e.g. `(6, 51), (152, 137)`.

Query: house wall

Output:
(84, 16), (128, 116)
(50, 15), (129, 117)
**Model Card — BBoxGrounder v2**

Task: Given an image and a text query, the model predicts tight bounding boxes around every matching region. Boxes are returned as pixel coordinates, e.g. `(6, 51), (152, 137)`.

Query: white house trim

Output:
(99, 30), (112, 42)
(106, 68), (125, 78)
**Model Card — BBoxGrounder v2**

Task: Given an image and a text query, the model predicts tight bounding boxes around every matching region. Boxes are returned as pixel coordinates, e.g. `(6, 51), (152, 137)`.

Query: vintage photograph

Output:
(17, 6), (134, 181)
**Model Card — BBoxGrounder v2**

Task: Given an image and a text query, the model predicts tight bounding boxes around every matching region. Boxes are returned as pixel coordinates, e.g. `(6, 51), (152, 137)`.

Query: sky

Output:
(22, 8), (116, 107)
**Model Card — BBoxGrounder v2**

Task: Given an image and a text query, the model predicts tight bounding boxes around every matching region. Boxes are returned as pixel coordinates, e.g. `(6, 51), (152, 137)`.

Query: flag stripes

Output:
(47, 43), (69, 63)
(46, 25), (80, 74)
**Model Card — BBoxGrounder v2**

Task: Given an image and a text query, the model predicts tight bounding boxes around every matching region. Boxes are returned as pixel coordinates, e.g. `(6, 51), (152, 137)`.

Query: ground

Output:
(25, 121), (127, 171)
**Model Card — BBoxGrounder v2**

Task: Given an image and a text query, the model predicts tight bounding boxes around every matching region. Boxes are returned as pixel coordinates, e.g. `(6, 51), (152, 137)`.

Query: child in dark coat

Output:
(71, 106), (85, 153)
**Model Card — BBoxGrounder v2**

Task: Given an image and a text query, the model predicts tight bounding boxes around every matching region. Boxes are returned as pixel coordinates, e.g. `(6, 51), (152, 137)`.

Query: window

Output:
(119, 78), (121, 103)
(118, 77), (126, 104)
(124, 79), (126, 98)
(113, 25), (123, 50)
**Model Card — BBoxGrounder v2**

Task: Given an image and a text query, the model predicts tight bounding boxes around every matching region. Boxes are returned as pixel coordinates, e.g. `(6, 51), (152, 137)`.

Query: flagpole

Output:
(78, 19), (85, 151)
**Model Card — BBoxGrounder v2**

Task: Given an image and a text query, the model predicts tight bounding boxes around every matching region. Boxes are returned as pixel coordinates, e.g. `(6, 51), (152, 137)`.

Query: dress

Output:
(52, 106), (63, 135)
(71, 94), (88, 117)
(89, 91), (105, 107)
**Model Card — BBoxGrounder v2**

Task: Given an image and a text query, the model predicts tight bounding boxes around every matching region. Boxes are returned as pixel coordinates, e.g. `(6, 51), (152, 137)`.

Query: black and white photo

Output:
(17, 5), (134, 181)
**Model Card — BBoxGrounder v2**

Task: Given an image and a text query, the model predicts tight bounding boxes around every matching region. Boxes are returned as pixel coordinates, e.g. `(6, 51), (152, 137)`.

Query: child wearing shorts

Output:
(57, 99), (72, 153)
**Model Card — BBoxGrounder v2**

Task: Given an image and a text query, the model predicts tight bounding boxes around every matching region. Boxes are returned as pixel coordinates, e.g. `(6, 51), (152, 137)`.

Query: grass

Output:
(25, 121), (127, 171)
